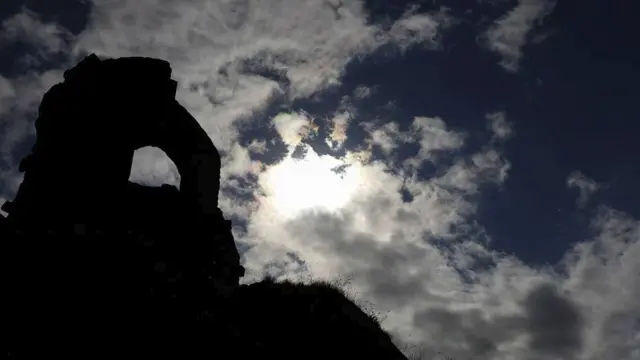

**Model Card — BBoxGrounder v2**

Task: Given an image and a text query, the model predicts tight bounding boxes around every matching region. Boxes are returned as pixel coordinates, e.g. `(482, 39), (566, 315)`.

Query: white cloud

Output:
(567, 171), (600, 208)
(222, 141), (262, 179)
(435, 148), (511, 194)
(486, 111), (513, 141)
(240, 109), (638, 359)
(403, 116), (466, 171)
(272, 112), (317, 148)
(326, 111), (351, 148)
(241, 114), (513, 351)
(562, 206), (640, 360)
(365, 121), (408, 155)
(62, 0), (450, 186)
(74, 0), (448, 125)
(0, 0), (453, 221)
(483, 0), (556, 72)
(365, 116), (466, 171)
(386, 7), (448, 53)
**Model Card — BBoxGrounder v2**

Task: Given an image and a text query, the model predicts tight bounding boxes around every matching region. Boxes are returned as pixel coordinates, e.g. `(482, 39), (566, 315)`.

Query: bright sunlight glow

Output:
(259, 145), (363, 217)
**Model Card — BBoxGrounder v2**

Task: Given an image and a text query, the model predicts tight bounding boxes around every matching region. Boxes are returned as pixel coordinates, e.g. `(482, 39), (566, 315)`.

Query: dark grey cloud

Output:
(0, 8), (74, 70)
(524, 283), (584, 359)
(413, 307), (524, 360)
(407, 282), (584, 360)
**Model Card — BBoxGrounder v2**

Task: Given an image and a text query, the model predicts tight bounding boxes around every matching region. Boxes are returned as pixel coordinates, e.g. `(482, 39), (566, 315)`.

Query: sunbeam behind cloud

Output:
(259, 146), (363, 217)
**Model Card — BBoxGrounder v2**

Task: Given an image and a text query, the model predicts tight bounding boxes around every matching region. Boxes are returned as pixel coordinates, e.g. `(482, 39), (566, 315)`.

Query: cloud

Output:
(524, 283), (584, 358)
(386, 7), (449, 53)
(486, 111), (513, 141)
(392, 204), (637, 360)
(60, 0), (451, 188)
(272, 112), (318, 148)
(562, 206), (640, 360)
(435, 148), (511, 193)
(73, 0), (449, 106)
(353, 85), (373, 100)
(247, 139), (267, 154)
(2, 2), (639, 359)
(0, 69), (63, 205)
(0, 75), (16, 103)
(326, 111), (351, 148)
(129, 147), (181, 187)
(241, 114), (514, 351)
(240, 109), (638, 359)
(483, 0), (556, 72)
(0, 8), (74, 68)
(223, 141), (263, 179)
(408, 117), (466, 166)
(2, 0), (453, 197)
(364, 116), (466, 171)
(365, 121), (408, 156)
(567, 171), (600, 208)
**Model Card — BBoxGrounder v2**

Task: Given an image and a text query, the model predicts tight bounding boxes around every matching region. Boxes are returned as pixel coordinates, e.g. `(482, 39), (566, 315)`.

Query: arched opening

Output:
(129, 146), (181, 188)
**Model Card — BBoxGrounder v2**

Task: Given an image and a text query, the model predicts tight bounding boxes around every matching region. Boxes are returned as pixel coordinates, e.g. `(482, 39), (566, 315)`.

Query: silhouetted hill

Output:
(207, 277), (408, 359)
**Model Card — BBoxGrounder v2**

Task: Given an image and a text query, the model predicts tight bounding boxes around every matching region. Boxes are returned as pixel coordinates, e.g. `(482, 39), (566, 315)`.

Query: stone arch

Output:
(130, 99), (223, 216)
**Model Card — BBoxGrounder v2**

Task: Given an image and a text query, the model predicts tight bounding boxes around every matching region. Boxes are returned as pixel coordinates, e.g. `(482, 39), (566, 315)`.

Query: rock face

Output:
(3, 54), (408, 359)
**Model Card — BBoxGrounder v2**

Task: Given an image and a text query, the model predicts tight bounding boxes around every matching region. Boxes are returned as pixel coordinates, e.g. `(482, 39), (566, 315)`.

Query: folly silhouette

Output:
(3, 54), (407, 359)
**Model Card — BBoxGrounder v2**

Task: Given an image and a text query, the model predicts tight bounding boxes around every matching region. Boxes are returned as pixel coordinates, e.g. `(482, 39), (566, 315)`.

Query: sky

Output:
(0, 0), (639, 359)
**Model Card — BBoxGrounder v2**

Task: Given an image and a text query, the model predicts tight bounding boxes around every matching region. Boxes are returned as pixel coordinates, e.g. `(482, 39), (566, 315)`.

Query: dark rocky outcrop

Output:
(2, 54), (407, 359)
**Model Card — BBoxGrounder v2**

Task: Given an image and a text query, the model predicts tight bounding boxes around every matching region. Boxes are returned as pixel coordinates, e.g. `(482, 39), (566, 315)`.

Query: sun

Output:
(259, 145), (363, 217)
